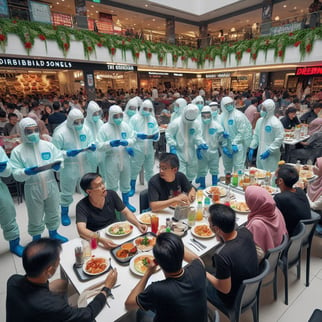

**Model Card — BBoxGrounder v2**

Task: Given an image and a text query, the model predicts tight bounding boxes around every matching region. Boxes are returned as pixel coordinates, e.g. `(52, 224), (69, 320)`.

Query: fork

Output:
(188, 242), (201, 252)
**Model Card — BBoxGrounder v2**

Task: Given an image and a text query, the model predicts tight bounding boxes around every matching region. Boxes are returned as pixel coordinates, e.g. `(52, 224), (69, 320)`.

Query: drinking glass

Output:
(151, 215), (159, 234)
(188, 207), (196, 226)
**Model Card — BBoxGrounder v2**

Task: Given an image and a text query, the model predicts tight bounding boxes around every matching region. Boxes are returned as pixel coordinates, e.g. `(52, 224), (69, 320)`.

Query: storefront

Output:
(0, 57), (137, 97)
(294, 66), (322, 95)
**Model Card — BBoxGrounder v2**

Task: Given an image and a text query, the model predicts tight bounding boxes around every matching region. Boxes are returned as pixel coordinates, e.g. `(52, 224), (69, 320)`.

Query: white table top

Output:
(283, 135), (310, 145)
(60, 195), (248, 322)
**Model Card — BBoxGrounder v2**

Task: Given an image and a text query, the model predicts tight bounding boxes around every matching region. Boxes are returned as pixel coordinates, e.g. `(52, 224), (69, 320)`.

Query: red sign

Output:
(52, 13), (73, 27)
(296, 66), (322, 76)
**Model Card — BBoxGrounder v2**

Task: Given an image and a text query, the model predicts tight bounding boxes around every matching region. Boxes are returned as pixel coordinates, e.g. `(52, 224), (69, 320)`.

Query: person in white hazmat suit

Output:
(52, 109), (96, 226)
(196, 106), (224, 189)
(166, 104), (208, 182)
(209, 101), (221, 122)
(220, 96), (252, 173)
(128, 99), (160, 196)
(248, 99), (284, 172)
(0, 146), (24, 256)
(10, 117), (68, 242)
(192, 95), (204, 112)
(97, 105), (137, 212)
(84, 100), (104, 173)
(124, 97), (139, 124)
(170, 98), (187, 122)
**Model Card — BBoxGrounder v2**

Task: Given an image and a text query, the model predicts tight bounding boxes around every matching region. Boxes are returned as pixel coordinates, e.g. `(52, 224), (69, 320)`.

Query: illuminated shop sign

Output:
(296, 66), (322, 76)
(205, 73), (231, 78)
(148, 72), (169, 76)
(106, 64), (135, 71)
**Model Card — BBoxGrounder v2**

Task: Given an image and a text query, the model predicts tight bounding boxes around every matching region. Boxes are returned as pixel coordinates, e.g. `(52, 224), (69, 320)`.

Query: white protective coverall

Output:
(170, 98), (187, 122)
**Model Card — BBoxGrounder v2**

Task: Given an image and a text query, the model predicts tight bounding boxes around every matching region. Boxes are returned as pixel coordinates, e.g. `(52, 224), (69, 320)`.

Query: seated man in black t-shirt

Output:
(274, 165), (311, 236)
(207, 204), (258, 308)
(148, 153), (196, 212)
(125, 232), (208, 322)
(76, 173), (147, 249)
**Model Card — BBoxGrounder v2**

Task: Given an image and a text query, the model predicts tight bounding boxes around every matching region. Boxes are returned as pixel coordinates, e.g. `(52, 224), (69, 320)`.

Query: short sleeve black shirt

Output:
(76, 190), (125, 231)
(148, 172), (193, 202)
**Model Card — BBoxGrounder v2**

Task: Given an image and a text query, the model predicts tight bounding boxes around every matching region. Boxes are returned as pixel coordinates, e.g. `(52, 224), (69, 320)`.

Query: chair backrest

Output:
(281, 222), (305, 267)
(234, 259), (270, 316)
(300, 211), (320, 248)
(264, 234), (289, 276)
(139, 189), (150, 213)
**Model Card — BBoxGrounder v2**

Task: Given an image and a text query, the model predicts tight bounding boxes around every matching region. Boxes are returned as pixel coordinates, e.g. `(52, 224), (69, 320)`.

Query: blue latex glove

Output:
(52, 162), (61, 171)
(232, 145), (238, 153)
(223, 131), (230, 139)
(196, 148), (203, 160)
(198, 143), (208, 150)
(260, 150), (270, 160)
(66, 149), (82, 157)
(110, 139), (121, 147)
(248, 148), (254, 161)
(119, 140), (128, 146)
(0, 161), (7, 173)
(88, 143), (96, 151)
(152, 133), (159, 140)
(126, 147), (134, 156)
(25, 166), (39, 176)
(222, 146), (233, 158)
(170, 146), (177, 155)
(137, 133), (147, 140)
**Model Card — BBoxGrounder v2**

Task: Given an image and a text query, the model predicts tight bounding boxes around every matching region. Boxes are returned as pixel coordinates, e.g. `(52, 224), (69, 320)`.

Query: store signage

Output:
(106, 64), (135, 71)
(148, 72), (169, 76)
(0, 57), (73, 68)
(205, 73), (231, 78)
(296, 66), (322, 76)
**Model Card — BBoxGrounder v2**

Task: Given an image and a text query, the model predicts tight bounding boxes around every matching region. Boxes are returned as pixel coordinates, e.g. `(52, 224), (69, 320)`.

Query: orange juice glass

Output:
(151, 215), (159, 234)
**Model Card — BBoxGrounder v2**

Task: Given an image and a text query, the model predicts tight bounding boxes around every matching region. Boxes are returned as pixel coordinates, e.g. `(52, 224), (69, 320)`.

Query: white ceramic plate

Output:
(191, 224), (215, 239)
(105, 222), (133, 237)
(204, 186), (227, 197)
(230, 200), (250, 214)
(82, 257), (110, 276)
(129, 253), (156, 276)
(134, 235), (156, 251)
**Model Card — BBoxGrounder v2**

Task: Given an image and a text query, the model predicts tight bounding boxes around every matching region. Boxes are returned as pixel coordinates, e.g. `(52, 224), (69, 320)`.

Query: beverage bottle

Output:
(296, 160), (301, 172)
(196, 201), (203, 221)
(237, 170), (243, 187)
(203, 197), (211, 218)
(232, 173), (238, 186)
(225, 173), (231, 185)
(196, 189), (204, 203)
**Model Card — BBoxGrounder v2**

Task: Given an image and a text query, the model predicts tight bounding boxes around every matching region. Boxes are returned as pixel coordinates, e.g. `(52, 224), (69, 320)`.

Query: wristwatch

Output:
(101, 286), (111, 296)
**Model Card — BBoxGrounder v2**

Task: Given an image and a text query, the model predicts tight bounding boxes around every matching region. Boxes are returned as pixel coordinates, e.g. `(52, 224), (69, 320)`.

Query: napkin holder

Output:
(174, 205), (189, 221)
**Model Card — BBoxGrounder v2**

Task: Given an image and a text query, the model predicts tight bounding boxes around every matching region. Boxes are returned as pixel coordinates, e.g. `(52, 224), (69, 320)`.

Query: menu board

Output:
(52, 12), (73, 27)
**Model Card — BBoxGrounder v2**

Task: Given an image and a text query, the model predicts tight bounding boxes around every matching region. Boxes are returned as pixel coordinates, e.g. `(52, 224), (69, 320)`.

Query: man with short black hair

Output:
(48, 101), (66, 135)
(274, 164), (311, 236)
(148, 152), (196, 212)
(4, 112), (19, 136)
(206, 204), (258, 308)
(6, 238), (118, 322)
(125, 232), (208, 322)
(300, 102), (321, 124)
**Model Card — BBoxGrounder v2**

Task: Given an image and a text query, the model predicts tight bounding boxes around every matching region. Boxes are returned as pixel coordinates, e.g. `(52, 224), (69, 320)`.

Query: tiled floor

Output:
(1, 166), (322, 322)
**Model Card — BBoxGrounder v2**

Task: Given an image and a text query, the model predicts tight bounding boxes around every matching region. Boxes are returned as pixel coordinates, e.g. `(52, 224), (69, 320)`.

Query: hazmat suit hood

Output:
(19, 117), (38, 143)
(108, 105), (123, 124)
(261, 99), (275, 118)
(182, 104), (199, 124)
(86, 101), (101, 121)
(174, 98), (187, 113)
(192, 95), (204, 111)
(124, 97), (139, 114)
(201, 105), (212, 114)
(140, 99), (155, 117)
(221, 96), (235, 114)
(67, 109), (84, 129)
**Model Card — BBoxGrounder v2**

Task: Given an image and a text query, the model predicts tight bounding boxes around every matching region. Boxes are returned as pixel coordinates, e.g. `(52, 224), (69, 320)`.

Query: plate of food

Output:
(129, 253), (157, 276)
(205, 186), (227, 197)
(114, 242), (138, 261)
(254, 170), (266, 179)
(261, 185), (279, 194)
(105, 222), (133, 237)
(83, 257), (110, 276)
(230, 200), (250, 214)
(138, 213), (152, 225)
(191, 224), (215, 239)
(134, 235), (156, 251)
(299, 169), (314, 180)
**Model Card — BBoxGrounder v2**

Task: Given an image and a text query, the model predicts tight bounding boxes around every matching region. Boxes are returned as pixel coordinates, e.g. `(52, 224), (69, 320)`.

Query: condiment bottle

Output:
(166, 218), (171, 232)
(196, 201), (203, 221)
(225, 173), (231, 185)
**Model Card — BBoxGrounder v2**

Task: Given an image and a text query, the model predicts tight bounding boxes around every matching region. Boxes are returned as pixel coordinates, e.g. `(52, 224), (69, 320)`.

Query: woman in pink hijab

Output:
(245, 186), (288, 257)
(307, 157), (322, 234)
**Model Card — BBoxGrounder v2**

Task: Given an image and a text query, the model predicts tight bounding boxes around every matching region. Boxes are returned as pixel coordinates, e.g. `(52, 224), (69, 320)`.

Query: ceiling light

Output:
(152, 19), (155, 22)
(145, 4), (148, 7)
(293, 6), (297, 10)
(283, 4), (287, 8)
(111, 10), (114, 13)
(231, 27), (236, 32)
(91, 5), (94, 7)
(275, 16), (280, 21)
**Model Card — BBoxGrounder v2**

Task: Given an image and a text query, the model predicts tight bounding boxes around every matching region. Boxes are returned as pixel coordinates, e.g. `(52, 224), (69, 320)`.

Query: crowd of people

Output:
(1, 85), (322, 321)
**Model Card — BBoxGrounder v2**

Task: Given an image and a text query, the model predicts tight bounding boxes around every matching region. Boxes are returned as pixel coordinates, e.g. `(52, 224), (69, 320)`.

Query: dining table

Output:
(59, 188), (249, 322)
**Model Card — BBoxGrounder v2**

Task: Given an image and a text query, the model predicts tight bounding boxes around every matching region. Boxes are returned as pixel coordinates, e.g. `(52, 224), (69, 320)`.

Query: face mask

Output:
(114, 118), (123, 125)
(74, 124), (83, 131)
(260, 111), (267, 118)
(27, 133), (40, 143)
(141, 110), (150, 117)
(92, 115), (101, 122)
(212, 111), (218, 117)
(202, 118), (211, 125)
(127, 110), (136, 117)
(174, 106), (179, 113)
(197, 103), (203, 111)
(225, 104), (234, 112)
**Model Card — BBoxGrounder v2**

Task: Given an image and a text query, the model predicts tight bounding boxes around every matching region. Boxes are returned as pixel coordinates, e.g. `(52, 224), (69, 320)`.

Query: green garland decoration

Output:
(1, 18), (322, 65)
